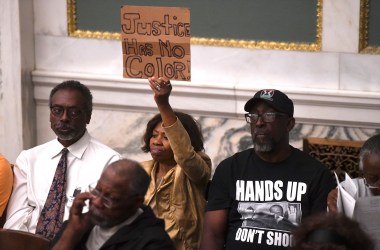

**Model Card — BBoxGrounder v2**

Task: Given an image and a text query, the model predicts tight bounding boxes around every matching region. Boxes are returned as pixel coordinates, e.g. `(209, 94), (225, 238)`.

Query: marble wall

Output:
(0, 29), (1, 77)
(35, 103), (379, 175)
(91, 111), (380, 175)
(0, 25), (3, 144)
(32, 0), (380, 173)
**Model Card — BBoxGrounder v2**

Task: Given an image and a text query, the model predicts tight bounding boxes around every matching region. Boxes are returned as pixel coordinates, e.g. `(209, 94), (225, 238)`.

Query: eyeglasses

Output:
(88, 185), (125, 208)
(363, 177), (380, 189)
(50, 106), (83, 119)
(245, 112), (288, 124)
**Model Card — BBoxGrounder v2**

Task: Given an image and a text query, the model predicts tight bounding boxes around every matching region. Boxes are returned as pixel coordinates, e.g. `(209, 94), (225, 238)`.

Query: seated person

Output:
(292, 212), (374, 250)
(0, 154), (13, 217)
(50, 158), (174, 250)
(4, 81), (120, 240)
(141, 77), (212, 249)
(327, 133), (380, 212)
(201, 89), (336, 250)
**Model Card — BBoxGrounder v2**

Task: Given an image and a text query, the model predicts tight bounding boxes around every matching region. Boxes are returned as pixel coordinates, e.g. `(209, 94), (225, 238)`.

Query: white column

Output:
(322, 0), (361, 52)
(0, 0), (36, 162)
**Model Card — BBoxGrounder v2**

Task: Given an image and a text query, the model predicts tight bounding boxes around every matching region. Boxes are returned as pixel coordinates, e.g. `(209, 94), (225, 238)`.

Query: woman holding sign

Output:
(140, 77), (212, 250)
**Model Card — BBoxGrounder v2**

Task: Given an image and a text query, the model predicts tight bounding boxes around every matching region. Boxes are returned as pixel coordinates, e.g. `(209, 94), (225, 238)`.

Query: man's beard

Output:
(89, 207), (113, 228)
(254, 142), (273, 152)
(56, 132), (76, 141)
(53, 124), (82, 141)
(253, 135), (274, 152)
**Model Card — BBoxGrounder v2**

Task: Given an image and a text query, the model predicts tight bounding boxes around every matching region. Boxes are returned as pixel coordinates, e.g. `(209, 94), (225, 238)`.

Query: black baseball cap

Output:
(244, 89), (294, 117)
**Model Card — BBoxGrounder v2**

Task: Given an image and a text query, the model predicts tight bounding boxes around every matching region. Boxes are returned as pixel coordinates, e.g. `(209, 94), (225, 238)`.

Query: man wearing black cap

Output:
(200, 89), (336, 250)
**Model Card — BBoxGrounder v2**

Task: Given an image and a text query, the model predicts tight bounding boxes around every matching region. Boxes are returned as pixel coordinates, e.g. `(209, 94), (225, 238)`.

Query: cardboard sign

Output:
(121, 5), (191, 81)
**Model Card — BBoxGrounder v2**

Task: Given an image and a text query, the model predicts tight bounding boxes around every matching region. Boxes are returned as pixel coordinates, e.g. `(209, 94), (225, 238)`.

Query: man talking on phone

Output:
(50, 159), (174, 250)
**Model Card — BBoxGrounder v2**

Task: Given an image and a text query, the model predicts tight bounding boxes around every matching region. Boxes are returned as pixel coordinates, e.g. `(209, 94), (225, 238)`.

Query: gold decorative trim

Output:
(70, 30), (122, 40)
(67, 0), (76, 36)
(359, 0), (369, 52)
(359, 0), (380, 54)
(67, 0), (322, 52)
(190, 38), (320, 51)
(361, 46), (380, 54)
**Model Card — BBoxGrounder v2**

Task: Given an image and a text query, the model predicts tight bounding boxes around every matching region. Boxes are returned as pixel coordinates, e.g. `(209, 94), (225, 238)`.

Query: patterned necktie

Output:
(35, 148), (69, 240)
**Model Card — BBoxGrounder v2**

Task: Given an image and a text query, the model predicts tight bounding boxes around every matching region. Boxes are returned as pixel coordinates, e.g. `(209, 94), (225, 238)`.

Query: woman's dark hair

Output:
(292, 213), (374, 250)
(141, 111), (204, 153)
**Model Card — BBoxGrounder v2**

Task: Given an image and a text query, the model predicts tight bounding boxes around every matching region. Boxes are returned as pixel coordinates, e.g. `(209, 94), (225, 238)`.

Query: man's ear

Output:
(287, 117), (295, 132)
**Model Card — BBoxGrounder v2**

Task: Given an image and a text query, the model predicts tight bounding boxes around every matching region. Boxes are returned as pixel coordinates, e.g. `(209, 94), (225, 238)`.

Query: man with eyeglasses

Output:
(4, 80), (120, 239)
(201, 89), (336, 250)
(50, 159), (174, 250)
(327, 134), (380, 249)
(327, 134), (380, 210)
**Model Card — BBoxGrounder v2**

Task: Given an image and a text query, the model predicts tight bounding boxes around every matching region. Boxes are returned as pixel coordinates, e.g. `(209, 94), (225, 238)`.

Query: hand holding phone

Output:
(66, 192), (93, 233)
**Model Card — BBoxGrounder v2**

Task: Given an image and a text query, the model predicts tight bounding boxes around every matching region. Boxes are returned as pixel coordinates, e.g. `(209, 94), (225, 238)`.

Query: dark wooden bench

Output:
(0, 228), (49, 250)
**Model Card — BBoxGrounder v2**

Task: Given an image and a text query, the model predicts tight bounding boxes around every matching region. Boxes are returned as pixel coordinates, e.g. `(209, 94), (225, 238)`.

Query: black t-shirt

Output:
(207, 147), (336, 250)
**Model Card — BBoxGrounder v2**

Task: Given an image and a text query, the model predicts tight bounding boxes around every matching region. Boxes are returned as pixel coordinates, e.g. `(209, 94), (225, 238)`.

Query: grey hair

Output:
(108, 159), (150, 197)
(359, 134), (380, 171)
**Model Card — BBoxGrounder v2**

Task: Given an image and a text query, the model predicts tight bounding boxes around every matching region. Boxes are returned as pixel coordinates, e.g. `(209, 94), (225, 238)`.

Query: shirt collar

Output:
(50, 130), (91, 159)
(66, 130), (90, 159)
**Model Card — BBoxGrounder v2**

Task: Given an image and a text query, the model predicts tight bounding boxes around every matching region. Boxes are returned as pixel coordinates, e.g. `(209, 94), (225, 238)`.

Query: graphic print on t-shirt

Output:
(232, 180), (306, 248)
(238, 202), (301, 231)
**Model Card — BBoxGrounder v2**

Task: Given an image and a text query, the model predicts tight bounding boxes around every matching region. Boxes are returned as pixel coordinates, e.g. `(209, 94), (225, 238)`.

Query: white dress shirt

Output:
(4, 130), (120, 233)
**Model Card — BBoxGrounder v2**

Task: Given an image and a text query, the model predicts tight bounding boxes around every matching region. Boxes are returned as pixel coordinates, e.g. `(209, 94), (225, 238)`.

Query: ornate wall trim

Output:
(359, 0), (380, 54)
(33, 70), (380, 129)
(67, 0), (322, 52)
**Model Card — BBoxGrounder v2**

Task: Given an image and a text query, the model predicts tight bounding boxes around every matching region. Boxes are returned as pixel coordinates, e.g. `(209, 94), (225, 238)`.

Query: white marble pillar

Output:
(322, 0), (361, 52)
(0, 0), (36, 162)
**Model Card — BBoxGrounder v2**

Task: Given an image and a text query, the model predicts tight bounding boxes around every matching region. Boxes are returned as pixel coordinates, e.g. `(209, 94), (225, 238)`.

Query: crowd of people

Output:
(0, 79), (378, 250)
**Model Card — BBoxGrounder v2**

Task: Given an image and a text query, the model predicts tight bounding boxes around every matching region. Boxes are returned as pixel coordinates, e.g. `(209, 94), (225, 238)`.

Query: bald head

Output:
(88, 159), (150, 228)
(359, 134), (380, 171)
(102, 158), (150, 197)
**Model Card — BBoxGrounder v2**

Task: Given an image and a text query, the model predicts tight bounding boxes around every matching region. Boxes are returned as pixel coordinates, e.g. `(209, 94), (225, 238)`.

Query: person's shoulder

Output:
(32, 139), (58, 149)
(17, 139), (57, 157)
(196, 151), (212, 169)
(0, 155), (12, 176)
(136, 206), (175, 249)
(128, 206), (172, 242)
(198, 151), (212, 161)
(222, 148), (253, 162)
(137, 206), (170, 231)
(215, 148), (254, 172)
(87, 135), (119, 155)
(139, 160), (155, 173)
(341, 177), (364, 186)
(0, 154), (10, 166)
(291, 148), (335, 186)
(291, 147), (327, 168)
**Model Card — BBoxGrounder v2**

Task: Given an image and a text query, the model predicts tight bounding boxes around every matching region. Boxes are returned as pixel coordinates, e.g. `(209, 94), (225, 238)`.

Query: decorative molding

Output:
(359, 0), (369, 52)
(66, 0), (322, 52)
(32, 70), (380, 129)
(190, 38), (321, 52)
(359, 0), (380, 54)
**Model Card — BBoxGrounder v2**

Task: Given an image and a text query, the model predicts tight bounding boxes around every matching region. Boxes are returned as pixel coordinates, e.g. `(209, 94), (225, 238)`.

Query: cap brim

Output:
(244, 98), (278, 112)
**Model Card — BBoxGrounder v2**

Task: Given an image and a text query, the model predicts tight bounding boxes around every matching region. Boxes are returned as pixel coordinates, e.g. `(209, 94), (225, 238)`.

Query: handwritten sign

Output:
(121, 5), (191, 81)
